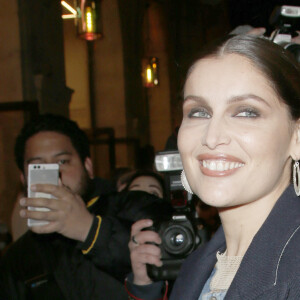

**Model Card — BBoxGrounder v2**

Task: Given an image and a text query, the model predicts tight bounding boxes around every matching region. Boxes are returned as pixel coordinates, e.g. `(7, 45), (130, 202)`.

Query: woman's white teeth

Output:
(202, 160), (244, 171)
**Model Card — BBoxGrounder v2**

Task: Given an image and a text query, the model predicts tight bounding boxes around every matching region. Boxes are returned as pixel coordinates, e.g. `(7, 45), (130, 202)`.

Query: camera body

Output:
(146, 150), (205, 280)
(269, 5), (300, 62)
(146, 208), (202, 280)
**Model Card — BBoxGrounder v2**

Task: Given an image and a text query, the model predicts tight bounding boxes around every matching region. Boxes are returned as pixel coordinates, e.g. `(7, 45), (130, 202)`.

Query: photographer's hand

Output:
(19, 183), (93, 242)
(129, 219), (162, 285)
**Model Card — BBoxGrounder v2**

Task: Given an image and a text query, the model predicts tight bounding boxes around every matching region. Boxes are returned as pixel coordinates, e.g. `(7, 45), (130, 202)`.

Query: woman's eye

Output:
(188, 108), (211, 119)
(235, 108), (260, 118)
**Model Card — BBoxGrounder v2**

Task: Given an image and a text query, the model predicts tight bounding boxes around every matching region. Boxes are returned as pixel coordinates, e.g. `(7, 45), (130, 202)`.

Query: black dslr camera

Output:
(268, 5), (300, 62)
(145, 150), (205, 281)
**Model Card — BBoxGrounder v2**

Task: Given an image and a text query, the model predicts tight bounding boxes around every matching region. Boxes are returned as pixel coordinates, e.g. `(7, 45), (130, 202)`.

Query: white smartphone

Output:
(27, 163), (59, 227)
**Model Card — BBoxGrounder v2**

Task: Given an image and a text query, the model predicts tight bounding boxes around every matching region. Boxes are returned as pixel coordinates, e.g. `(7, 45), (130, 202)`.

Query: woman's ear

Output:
(84, 157), (94, 179)
(290, 121), (300, 161)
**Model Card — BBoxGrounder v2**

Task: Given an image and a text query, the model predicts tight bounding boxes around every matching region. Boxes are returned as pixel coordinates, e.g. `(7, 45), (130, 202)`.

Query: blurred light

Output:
(86, 10), (93, 32)
(146, 66), (152, 82)
(61, 1), (77, 15)
(281, 5), (300, 17)
(155, 151), (183, 172)
(62, 14), (77, 19)
(75, 0), (102, 41)
(143, 57), (159, 88)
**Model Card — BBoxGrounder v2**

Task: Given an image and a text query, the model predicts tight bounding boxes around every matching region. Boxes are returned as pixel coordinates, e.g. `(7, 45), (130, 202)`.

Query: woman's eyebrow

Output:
(149, 184), (161, 190)
(129, 184), (140, 188)
(184, 94), (271, 108)
(183, 95), (207, 103)
(228, 94), (271, 107)
(183, 95), (212, 112)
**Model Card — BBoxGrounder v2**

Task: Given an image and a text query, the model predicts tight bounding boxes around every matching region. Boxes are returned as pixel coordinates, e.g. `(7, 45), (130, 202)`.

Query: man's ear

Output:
(84, 157), (94, 179)
(20, 172), (25, 186)
(290, 121), (300, 161)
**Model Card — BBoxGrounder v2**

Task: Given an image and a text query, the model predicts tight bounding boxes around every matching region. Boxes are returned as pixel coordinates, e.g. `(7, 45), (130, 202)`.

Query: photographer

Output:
(0, 114), (173, 300)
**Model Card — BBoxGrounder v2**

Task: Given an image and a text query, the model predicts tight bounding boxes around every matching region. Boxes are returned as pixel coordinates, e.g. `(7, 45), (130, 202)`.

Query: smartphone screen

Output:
(27, 164), (59, 227)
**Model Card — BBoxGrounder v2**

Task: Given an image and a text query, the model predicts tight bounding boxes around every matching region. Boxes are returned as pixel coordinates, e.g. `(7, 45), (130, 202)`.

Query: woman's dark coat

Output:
(170, 185), (300, 299)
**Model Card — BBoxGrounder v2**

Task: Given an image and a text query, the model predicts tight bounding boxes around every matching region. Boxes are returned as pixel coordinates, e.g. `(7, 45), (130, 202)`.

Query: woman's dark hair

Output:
(186, 35), (300, 120)
(15, 114), (90, 172)
(124, 169), (166, 199)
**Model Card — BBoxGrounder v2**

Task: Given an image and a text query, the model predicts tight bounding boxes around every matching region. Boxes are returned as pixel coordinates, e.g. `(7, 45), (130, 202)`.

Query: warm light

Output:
(61, 1), (77, 15)
(86, 10), (93, 32)
(62, 14), (77, 19)
(146, 66), (152, 82)
(143, 57), (159, 87)
(76, 0), (102, 41)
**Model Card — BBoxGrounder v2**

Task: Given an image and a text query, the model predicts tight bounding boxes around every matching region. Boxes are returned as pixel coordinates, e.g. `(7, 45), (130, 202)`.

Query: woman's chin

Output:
(195, 186), (238, 208)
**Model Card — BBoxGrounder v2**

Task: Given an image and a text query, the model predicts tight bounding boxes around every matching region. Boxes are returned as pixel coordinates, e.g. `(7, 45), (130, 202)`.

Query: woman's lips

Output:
(197, 154), (245, 177)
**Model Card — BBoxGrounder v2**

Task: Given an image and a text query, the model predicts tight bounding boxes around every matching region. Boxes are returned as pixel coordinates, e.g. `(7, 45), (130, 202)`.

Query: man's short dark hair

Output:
(15, 114), (90, 172)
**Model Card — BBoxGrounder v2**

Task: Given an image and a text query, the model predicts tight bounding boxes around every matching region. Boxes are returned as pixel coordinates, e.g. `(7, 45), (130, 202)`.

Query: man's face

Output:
(22, 131), (93, 196)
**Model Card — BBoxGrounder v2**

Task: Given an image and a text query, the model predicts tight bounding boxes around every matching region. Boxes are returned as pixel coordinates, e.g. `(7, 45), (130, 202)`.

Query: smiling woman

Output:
(180, 53), (294, 209)
(125, 35), (300, 300)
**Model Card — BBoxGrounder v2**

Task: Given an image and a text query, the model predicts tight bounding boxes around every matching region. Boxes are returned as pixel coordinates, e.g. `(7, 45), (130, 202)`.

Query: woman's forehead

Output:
(185, 54), (272, 94)
(188, 54), (254, 76)
(182, 54), (291, 116)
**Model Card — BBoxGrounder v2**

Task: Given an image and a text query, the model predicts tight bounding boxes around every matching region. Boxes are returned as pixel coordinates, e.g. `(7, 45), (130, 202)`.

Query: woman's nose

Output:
(201, 117), (231, 149)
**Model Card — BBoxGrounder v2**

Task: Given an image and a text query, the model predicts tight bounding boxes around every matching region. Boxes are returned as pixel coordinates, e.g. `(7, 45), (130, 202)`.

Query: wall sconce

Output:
(76, 0), (102, 41)
(142, 57), (159, 88)
(61, 1), (102, 41)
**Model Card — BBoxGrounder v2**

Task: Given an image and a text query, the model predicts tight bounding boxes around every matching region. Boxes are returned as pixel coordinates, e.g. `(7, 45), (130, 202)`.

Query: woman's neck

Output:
(218, 183), (288, 257)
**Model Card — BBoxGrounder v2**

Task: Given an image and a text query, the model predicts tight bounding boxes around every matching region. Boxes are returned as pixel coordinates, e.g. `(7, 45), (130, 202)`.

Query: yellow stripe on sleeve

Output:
(87, 196), (99, 208)
(82, 215), (102, 254)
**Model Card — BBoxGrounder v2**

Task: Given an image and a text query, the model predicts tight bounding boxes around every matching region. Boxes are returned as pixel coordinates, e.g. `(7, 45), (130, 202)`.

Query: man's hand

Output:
(20, 183), (93, 242)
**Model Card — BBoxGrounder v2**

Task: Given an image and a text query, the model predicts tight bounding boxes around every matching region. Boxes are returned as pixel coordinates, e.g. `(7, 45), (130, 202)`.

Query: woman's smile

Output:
(197, 154), (245, 176)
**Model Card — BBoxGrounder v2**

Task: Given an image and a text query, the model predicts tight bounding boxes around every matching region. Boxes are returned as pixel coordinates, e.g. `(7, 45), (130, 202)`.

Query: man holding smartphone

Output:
(0, 114), (172, 299)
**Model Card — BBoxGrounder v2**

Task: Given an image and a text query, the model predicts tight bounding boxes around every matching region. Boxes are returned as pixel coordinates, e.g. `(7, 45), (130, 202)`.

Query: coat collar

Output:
(172, 185), (300, 300)
(227, 185), (300, 298)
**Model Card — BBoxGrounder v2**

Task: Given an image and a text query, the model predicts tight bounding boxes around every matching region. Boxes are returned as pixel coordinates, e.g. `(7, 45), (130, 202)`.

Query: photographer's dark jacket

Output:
(126, 185), (300, 299)
(0, 178), (173, 300)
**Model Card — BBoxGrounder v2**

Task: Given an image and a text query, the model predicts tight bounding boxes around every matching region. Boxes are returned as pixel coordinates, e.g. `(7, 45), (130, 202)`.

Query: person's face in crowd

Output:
(21, 131), (93, 196)
(178, 54), (298, 209)
(117, 170), (135, 192)
(128, 176), (163, 198)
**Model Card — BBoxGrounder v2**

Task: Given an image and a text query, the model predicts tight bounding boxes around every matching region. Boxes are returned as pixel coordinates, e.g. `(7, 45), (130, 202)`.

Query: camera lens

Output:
(162, 224), (194, 256)
(170, 233), (184, 246)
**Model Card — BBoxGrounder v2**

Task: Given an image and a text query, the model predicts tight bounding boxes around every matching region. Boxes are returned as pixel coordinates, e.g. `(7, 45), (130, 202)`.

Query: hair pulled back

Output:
(186, 35), (300, 120)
